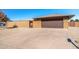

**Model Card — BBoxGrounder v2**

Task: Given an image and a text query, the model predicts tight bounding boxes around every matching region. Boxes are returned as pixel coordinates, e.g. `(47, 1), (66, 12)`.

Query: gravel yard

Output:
(68, 27), (79, 43)
(0, 28), (78, 49)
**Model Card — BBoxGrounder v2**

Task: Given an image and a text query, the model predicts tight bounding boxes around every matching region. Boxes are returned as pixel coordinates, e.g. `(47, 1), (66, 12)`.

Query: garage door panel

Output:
(42, 21), (63, 28)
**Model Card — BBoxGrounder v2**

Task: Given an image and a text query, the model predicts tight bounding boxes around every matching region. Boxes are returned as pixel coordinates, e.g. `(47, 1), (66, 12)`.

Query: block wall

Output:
(6, 21), (29, 28)
(75, 22), (79, 27)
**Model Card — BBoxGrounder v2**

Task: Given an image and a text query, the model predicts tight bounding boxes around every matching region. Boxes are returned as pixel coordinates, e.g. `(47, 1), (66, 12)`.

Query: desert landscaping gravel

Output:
(0, 28), (79, 49)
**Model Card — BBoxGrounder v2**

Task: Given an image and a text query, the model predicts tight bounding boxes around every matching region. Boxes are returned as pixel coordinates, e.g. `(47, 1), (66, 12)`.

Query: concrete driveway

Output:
(0, 28), (78, 49)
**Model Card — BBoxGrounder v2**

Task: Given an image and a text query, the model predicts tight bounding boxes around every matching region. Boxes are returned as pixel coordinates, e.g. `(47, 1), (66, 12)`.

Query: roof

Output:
(0, 13), (4, 18)
(34, 14), (75, 20)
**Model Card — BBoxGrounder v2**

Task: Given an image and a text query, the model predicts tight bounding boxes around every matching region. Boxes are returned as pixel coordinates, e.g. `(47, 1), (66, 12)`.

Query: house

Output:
(6, 14), (75, 28)
(32, 14), (74, 28)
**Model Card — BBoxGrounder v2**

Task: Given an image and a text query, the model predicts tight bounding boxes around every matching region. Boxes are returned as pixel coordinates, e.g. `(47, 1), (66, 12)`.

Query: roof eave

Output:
(34, 15), (75, 20)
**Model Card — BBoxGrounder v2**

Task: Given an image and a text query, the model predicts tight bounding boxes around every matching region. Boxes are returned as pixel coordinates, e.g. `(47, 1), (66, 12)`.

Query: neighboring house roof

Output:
(0, 13), (4, 18)
(34, 14), (75, 20)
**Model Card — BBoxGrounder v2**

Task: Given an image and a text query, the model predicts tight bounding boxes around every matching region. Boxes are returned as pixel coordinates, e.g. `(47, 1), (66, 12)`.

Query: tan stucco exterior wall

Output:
(63, 19), (69, 28)
(33, 21), (41, 28)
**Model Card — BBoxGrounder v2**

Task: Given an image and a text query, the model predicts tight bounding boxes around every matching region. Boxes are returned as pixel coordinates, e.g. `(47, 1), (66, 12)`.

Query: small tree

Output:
(70, 19), (74, 22)
(75, 19), (79, 22)
(13, 25), (18, 28)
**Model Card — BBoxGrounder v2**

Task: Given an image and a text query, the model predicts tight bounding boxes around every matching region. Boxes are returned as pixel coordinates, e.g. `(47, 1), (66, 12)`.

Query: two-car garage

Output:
(42, 20), (63, 28)
(34, 14), (74, 28)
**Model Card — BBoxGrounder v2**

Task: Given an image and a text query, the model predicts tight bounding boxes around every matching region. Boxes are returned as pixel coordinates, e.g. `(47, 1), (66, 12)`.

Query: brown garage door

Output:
(42, 20), (63, 28)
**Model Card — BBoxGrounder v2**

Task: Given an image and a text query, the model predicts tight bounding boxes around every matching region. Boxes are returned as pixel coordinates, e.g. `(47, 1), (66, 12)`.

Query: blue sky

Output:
(3, 9), (79, 21)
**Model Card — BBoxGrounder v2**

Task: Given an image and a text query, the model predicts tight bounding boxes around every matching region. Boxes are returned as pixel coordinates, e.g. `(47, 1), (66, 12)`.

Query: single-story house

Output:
(6, 14), (75, 28)
(32, 14), (74, 28)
